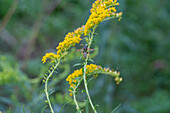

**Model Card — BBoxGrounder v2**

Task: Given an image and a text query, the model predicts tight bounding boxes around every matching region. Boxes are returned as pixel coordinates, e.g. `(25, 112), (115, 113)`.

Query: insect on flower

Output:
(76, 44), (94, 58)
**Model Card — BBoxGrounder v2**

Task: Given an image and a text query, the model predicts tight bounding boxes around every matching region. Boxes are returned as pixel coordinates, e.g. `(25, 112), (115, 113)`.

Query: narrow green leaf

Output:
(41, 105), (47, 113)
(82, 68), (84, 73)
(86, 98), (89, 113)
(94, 104), (99, 109)
(88, 59), (94, 63)
(73, 63), (83, 67)
(87, 77), (95, 83)
(74, 77), (82, 80)
(45, 100), (48, 103)
(59, 100), (73, 113)
(23, 105), (26, 113)
(69, 87), (74, 91)
(72, 81), (77, 84)
(111, 104), (121, 113)
(49, 91), (55, 96)
(80, 56), (82, 59)
(81, 90), (86, 93)
(43, 80), (45, 83)
(94, 33), (98, 36)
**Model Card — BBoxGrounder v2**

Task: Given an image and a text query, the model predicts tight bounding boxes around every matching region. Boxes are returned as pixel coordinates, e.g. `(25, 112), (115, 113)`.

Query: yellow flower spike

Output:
(66, 64), (122, 95)
(84, 0), (122, 36)
(42, 25), (84, 63)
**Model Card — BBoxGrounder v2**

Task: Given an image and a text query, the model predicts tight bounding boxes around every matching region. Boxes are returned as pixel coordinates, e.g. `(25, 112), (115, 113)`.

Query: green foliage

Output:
(17, 0), (42, 17)
(96, 0), (170, 112)
(0, 55), (27, 85)
(0, 0), (13, 16)
(0, 0), (170, 112)
(0, 55), (30, 112)
(131, 90), (170, 113)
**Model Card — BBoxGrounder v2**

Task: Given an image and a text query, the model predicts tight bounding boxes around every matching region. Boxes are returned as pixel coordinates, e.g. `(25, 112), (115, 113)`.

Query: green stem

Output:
(73, 80), (82, 113)
(83, 27), (97, 113)
(73, 93), (81, 112)
(44, 60), (60, 113)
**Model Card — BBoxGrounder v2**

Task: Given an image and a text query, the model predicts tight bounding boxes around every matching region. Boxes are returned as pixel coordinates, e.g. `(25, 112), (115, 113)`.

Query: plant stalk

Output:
(44, 60), (60, 113)
(73, 80), (82, 113)
(83, 27), (97, 113)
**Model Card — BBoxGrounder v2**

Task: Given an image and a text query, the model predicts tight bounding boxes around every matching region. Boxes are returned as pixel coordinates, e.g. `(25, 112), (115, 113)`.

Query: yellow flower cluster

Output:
(66, 64), (122, 96)
(42, 26), (84, 63)
(66, 64), (98, 96)
(56, 25), (84, 55)
(84, 0), (122, 35)
(42, 53), (59, 63)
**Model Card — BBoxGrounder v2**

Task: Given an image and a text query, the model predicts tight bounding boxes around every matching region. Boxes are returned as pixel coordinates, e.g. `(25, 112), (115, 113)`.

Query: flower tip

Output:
(116, 3), (119, 5)
(42, 59), (46, 63)
(120, 77), (123, 81)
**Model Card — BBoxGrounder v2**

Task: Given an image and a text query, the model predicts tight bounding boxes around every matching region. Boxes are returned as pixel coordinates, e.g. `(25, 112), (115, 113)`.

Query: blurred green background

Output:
(0, 0), (170, 113)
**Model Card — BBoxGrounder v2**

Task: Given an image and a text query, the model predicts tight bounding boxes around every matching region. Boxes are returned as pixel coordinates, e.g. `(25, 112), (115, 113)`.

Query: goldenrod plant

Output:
(42, 0), (123, 112)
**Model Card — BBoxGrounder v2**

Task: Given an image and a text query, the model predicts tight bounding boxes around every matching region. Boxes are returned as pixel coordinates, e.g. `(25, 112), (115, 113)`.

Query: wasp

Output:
(76, 44), (94, 59)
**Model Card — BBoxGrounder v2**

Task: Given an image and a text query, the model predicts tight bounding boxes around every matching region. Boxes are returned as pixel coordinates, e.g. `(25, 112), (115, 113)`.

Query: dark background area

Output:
(0, 0), (170, 113)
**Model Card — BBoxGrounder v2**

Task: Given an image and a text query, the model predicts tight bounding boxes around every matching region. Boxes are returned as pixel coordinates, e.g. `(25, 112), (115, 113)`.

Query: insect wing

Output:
(76, 49), (83, 52)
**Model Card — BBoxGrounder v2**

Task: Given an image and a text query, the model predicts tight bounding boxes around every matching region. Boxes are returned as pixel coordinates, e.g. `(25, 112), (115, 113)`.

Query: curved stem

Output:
(73, 93), (81, 112)
(83, 27), (97, 113)
(73, 79), (82, 113)
(44, 61), (60, 113)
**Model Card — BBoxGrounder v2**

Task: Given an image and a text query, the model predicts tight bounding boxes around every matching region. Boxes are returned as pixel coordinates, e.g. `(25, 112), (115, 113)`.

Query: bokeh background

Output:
(0, 0), (170, 113)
